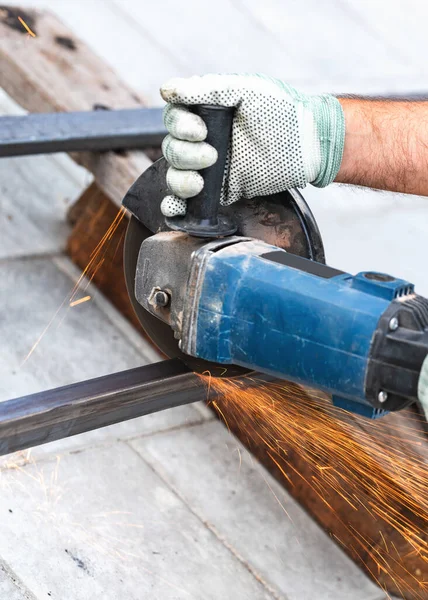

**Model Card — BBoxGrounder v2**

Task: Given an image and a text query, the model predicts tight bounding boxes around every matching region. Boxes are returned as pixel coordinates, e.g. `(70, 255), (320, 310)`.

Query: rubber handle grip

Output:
(187, 105), (233, 226)
(165, 104), (236, 238)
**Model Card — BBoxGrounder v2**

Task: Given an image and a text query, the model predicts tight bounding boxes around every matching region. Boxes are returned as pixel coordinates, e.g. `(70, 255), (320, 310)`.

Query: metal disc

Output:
(124, 215), (248, 377)
(123, 158), (325, 376)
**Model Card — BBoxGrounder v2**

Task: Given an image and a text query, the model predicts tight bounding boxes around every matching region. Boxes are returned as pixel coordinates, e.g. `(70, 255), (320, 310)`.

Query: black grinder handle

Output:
(165, 104), (237, 238)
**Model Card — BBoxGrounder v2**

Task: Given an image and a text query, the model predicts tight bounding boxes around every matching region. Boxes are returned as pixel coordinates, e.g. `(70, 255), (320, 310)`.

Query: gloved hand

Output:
(418, 355), (428, 420)
(159, 74), (345, 217)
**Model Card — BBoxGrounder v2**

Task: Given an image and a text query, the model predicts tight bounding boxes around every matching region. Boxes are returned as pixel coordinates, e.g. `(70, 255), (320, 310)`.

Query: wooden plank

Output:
(66, 145), (161, 305)
(2, 0), (183, 102)
(65, 182), (143, 332)
(0, 5), (143, 110)
(0, 5), (152, 205)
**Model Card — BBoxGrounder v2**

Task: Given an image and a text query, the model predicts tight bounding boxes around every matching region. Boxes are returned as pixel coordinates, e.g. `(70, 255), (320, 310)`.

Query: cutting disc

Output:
(123, 158), (325, 377)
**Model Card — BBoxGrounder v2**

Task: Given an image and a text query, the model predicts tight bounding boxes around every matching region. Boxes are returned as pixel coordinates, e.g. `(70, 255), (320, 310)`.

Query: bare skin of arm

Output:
(335, 99), (428, 196)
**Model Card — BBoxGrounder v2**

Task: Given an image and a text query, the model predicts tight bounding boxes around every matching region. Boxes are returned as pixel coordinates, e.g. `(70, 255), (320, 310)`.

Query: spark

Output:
(22, 207), (127, 363)
(235, 446), (242, 473)
(69, 295), (91, 308)
(211, 400), (231, 434)
(204, 375), (428, 598)
(17, 16), (36, 37)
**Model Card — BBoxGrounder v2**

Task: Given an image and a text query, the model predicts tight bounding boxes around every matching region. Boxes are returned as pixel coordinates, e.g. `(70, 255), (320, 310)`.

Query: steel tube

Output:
(0, 107), (166, 157)
(0, 359), (207, 456)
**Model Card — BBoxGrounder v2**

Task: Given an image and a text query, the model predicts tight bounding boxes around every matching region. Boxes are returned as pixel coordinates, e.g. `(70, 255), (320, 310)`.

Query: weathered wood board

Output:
(0, 4), (152, 204)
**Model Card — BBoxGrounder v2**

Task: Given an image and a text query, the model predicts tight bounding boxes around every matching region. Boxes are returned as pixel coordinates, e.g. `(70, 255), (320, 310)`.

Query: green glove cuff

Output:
(311, 95), (345, 188)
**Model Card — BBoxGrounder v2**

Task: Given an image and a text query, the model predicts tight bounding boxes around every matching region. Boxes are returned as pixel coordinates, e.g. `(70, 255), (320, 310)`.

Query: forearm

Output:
(335, 98), (428, 196)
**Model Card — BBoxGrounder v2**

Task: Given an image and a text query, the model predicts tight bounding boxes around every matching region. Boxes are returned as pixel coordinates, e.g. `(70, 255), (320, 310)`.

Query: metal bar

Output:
(0, 108), (167, 157)
(0, 359), (207, 456)
(338, 93), (428, 101)
(2, 96), (427, 159)
(382, 93), (428, 100)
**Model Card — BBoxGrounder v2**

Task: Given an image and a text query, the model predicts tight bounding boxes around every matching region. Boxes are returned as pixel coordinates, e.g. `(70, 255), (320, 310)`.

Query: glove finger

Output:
(166, 166), (204, 199)
(161, 74), (296, 107)
(161, 74), (245, 105)
(162, 135), (217, 170)
(161, 195), (187, 217)
(164, 105), (207, 142)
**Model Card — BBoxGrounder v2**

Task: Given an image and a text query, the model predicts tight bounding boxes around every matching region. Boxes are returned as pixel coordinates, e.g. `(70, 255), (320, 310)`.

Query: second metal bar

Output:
(0, 359), (205, 456)
(0, 107), (166, 157)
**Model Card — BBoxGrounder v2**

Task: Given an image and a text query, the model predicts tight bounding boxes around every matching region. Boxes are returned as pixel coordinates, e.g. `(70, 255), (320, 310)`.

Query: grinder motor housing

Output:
(124, 104), (428, 419)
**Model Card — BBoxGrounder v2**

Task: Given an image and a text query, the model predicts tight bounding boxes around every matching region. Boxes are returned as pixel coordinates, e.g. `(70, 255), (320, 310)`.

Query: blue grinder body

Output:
(124, 105), (428, 420)
(189, 242), (415, 418)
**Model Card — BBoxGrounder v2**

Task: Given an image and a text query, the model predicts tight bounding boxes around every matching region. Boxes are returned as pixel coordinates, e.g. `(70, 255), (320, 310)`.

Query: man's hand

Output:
(159, 74), (345, 217)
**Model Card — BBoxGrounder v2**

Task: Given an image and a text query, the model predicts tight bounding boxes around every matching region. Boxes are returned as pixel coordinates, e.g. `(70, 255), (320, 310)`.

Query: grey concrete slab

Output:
(0, 561), (35, 600)
(112, 0), (428, 98)
(51, 255), (162, 364)
(36, 0), (427, 100)
(0, 256), (147, 392)
(0, 443), (274, 600)
(2, 0), (187, 105)
(31, 413), (209, 460)
(131, 421), (387, 600)
(0, 155), (83, 259)
(0, 89), (90, 259)
(0, 256), (207, 453)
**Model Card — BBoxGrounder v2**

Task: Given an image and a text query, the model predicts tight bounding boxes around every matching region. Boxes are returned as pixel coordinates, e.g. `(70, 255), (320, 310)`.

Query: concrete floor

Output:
(1, 0), (426, 597)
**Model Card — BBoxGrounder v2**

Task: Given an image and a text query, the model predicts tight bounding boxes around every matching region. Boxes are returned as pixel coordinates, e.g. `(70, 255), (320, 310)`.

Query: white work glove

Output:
(418, 355), (428, 420)
(159, 74), (345, 217)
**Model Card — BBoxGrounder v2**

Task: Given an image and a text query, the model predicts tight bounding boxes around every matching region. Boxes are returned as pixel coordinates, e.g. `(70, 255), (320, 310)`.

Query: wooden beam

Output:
(0, 4), (152, 204)
(214, 386), (428, 599)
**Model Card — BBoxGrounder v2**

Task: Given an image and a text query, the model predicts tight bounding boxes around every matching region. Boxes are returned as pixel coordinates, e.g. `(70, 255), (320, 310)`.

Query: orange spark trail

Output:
(17, 16), (36, 37)
(205, 376), (428, 599)
(69, 295), (91, 308)
(22, 207), (127, 363)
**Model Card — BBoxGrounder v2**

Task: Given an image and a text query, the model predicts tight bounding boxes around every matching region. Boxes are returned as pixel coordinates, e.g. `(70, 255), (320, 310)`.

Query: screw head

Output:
(389, 317), (399, 331)
(154, 290), (170, 307)
(378, 390), (388, 403)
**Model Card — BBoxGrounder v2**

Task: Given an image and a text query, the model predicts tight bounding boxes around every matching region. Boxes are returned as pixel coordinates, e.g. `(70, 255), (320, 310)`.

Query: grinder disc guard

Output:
(123, 158), (325, 376)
